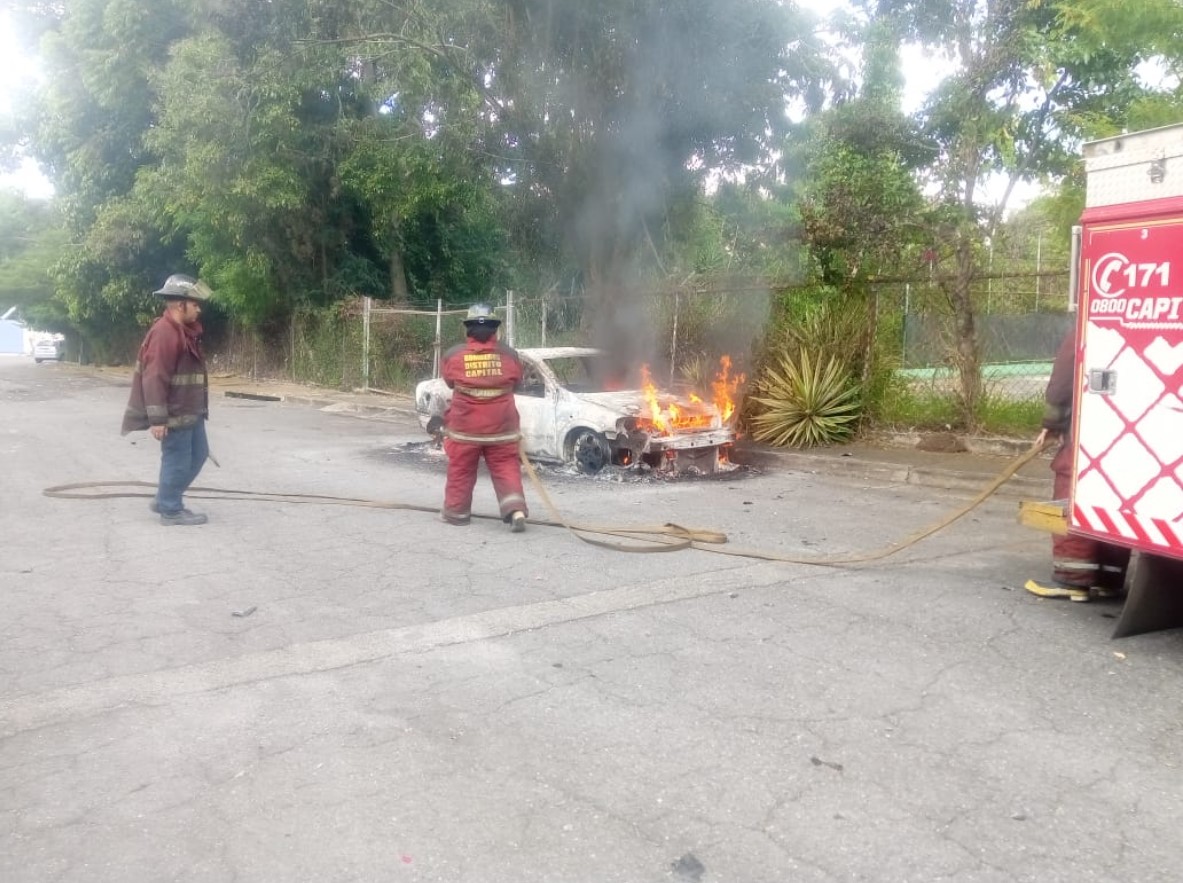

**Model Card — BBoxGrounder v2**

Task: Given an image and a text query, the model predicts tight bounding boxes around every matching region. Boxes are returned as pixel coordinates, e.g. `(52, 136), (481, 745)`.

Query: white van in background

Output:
(33, 338), (65, 363)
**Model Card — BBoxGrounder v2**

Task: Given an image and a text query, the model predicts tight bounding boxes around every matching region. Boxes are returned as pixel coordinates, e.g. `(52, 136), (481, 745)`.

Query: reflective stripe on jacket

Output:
(121, 314), (209, 434)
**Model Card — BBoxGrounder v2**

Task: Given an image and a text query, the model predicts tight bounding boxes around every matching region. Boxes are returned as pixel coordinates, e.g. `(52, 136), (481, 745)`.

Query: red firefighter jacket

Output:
(121, 313), (209, 434)
(1042, 329), (1076, 436)
(441, 338), (523, 443)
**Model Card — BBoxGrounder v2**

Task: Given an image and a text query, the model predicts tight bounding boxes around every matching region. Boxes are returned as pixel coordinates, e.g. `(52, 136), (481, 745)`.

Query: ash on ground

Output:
(375, 440), (760, 484)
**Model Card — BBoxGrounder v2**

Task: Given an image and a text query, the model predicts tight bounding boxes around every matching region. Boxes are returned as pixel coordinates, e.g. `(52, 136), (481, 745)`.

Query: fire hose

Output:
(519, 440), (1050, 563)
(43, 439), (1050, 567)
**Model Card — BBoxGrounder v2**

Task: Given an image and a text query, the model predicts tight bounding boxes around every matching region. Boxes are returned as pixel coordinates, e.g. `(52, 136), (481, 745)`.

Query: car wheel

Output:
(568, 428), (610, 474)
(34, 358), (42, 364)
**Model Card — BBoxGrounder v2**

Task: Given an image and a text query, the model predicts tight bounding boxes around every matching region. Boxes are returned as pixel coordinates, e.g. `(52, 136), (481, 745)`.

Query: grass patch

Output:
(875, 383), (1043, 436)
(977, 396), (1043, 436)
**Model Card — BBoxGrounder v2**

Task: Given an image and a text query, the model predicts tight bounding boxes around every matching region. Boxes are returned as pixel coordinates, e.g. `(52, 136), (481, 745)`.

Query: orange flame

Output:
(711, 355), (745, 423)
(636, 357), (744, 436)
(638, 365), (711, 434)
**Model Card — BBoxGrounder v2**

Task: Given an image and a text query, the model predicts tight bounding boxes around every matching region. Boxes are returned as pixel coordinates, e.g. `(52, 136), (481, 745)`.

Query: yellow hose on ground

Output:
(44, 439), (1049, 566)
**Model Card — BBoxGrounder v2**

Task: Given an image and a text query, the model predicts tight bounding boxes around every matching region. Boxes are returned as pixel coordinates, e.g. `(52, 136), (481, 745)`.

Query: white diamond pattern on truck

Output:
(1075, 329), (1183, 553)
(1074, 216), (1183, 557)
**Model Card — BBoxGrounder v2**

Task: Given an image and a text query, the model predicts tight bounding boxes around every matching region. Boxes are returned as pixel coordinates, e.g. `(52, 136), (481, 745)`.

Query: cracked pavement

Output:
(2, 355), (1182, 883)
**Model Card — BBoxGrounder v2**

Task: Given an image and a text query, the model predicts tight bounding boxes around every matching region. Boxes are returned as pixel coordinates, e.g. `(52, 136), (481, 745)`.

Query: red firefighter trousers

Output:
(442, 438), (529, 524)
(1051, 443), (1130, 589)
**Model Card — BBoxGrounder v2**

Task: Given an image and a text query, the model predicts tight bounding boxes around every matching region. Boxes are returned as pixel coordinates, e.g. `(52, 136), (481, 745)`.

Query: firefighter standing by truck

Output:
(1025, 328), (1130, 601)
(439, 304), (529, 532)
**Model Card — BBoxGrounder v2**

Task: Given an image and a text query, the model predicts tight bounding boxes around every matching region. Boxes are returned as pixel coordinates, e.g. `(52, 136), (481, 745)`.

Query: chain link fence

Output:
(205, 268), (1073, 434)
(869, 273), (1072, 408)
(206, 301), (469, 391)
(505, 284), (770, 388)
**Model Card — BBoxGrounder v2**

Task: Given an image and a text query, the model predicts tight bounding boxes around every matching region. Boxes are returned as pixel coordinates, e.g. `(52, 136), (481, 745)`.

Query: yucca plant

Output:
(749, 348), (862, 448)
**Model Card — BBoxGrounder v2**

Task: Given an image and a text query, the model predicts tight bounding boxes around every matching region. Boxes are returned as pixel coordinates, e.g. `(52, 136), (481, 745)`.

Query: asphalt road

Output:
(2, 355), (1182, 883)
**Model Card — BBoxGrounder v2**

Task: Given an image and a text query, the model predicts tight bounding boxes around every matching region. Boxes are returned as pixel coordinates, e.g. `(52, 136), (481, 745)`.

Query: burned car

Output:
(415, 346), (738, 474)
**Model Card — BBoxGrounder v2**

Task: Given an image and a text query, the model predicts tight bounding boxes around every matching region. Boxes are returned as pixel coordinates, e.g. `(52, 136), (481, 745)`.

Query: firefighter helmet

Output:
(153, 274), (213, 302)
(463, 302), (500, 326)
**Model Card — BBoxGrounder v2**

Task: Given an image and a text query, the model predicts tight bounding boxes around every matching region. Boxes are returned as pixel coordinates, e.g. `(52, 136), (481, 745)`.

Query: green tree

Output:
(7, 0), (193, 356)
(50, 194), (187, 362)
(29, 0), (188, 227)
(0, 190), (69, 330)
(787, 14), (927, 287)
(11, 0), (516, 349)
(754, 13), (926, 423)
(143, 30), (339, 326)
(879, 0), (1171, 426)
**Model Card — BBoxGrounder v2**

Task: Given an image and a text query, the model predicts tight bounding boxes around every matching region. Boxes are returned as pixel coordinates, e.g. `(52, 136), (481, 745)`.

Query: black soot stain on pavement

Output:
(369, 440), (762, 485)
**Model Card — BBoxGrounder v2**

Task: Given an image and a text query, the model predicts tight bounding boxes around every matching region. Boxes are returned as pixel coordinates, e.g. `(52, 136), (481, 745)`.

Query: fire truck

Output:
(1033, 123), (1183, 637)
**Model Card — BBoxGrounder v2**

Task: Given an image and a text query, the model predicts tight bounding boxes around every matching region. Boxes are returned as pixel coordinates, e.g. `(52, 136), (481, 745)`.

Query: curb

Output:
(319, 401), (421, 419)
(230, 391), (419, 421)
(730, 445), (1046, 499)
(866, 431), (1034, 458)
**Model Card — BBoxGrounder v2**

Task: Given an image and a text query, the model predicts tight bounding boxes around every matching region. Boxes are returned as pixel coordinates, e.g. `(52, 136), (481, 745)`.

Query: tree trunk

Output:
(390, 247), (409, 303)
(950, 230), (982, 428)
(860, 283), (877, 391)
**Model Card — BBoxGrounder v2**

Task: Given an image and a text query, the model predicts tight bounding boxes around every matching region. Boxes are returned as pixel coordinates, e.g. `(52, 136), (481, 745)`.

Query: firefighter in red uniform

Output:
(1025, 328), (1130, 601)
(440, 304), (529, 532)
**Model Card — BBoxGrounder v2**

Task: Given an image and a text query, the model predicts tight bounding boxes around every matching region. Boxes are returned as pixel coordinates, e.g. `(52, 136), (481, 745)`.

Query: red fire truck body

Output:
(1070, 124), (1183, 635)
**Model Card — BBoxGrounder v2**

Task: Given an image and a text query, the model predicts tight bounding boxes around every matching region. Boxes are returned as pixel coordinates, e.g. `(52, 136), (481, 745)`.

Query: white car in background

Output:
(33, 338), (64, 363)
(415, 346), (736, 474)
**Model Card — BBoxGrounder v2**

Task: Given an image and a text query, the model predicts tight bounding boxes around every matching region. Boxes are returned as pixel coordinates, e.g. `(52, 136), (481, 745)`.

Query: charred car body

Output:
(415, 346), (736, 474)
